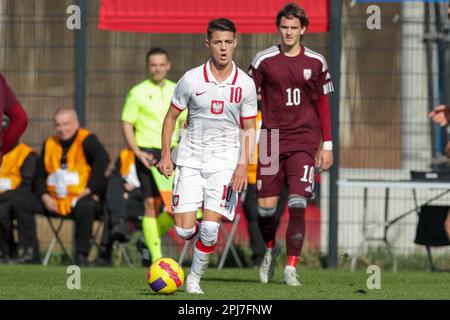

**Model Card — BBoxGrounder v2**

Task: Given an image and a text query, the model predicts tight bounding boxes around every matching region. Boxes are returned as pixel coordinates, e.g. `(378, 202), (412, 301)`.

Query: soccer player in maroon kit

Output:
(0, 73), (29, 166)
(248, 3), (334, 286)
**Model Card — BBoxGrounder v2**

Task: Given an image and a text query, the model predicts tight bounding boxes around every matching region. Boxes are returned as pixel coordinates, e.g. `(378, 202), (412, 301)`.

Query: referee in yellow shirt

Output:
(121, 48), (186, 263)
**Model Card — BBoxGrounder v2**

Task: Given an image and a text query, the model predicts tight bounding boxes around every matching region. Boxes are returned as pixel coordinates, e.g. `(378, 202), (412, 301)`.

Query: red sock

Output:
(195, 239), (216, 254)
(266, 239), (275, 249)
(287, 256), (299, 268)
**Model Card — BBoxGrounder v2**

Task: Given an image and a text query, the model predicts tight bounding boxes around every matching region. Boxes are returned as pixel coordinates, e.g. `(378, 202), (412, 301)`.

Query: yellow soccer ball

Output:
(147, 257), (185, 294)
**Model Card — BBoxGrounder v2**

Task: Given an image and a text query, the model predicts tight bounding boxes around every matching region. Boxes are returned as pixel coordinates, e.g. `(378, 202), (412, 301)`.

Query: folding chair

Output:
(42, 213), (74, 266)
(217, 212), (244, 269)
(177, 212), (244, 269)
(414, 205), (450, 272)
(89, 219), (104, 260)
(112, 241), (134, 267)
(42, 212), (103, 266)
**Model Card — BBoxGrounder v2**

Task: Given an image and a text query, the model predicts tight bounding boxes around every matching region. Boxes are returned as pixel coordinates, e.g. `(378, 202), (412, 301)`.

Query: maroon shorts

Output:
(256, 149), (316, 198)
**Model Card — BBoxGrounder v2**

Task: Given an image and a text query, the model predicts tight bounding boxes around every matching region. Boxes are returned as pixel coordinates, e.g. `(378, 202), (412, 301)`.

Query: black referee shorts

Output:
(135, 148), (161, 199)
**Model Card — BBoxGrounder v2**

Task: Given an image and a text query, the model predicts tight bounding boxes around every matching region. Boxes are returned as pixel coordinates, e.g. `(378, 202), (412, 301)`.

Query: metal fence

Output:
(333, 1), (450, 269)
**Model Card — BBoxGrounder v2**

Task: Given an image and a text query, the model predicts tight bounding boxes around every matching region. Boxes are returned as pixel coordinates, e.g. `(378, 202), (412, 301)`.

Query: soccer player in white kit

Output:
(157, 18), (257, 294)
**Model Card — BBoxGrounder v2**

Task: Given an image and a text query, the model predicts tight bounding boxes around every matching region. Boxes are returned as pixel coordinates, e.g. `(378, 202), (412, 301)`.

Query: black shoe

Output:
(16, 247), (41, 264)
(110, 218), (130, 243)
(252, 255), (264, 268)
(75, 253), (90, 266)
(92, 245), (112, 267)
(136, 238), (151, 267)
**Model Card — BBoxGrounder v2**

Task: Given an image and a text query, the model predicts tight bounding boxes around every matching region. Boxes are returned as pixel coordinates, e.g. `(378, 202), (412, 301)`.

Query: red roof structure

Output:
(99, 0), (329, 34)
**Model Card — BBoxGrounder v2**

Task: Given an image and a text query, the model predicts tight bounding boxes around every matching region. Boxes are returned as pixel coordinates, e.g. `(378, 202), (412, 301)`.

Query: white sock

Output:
(190, 246), (210, 278)
(284, 265), (296, 273)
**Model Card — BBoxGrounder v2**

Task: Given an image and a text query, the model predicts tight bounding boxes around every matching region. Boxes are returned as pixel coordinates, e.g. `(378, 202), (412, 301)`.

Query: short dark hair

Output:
(276, 3), (309, 28)
(207, 18), (237, 40)
(146, 47), (170, 61)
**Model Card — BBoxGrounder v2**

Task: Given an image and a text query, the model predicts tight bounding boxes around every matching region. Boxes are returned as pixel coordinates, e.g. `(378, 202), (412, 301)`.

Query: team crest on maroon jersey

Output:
(172, 195), (179, 207)
(211, 100), (224, 114)
(303, 69), (312, 80)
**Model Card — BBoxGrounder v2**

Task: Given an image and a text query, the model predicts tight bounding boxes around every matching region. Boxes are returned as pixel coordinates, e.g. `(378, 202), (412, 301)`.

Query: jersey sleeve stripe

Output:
(171, 102), (184, 112)
(240, 114), (257, 120)
(304, 48), (328, 72)
(323, 82), (334, 95)
(251, 46), (280, 70)
(251, 46), (278, 65)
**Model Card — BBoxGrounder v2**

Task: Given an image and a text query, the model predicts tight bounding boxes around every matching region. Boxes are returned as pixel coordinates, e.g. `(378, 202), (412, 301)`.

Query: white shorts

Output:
(171, 166), (238, 221)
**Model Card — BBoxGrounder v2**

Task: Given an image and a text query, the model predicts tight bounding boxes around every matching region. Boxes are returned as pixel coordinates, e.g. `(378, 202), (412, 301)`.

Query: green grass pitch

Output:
(0, 265), (449, 300)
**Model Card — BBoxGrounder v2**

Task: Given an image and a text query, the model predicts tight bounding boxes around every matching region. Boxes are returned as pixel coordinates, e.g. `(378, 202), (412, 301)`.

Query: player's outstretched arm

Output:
(429, 105), (450, 127)
(232, 118), (256, 193)
(156, 104), (181, 178)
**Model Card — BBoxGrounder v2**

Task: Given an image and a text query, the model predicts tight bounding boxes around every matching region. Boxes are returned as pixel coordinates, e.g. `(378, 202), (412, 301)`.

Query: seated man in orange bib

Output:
(0, 119), (40, 264)
(35, 107), (110, 266)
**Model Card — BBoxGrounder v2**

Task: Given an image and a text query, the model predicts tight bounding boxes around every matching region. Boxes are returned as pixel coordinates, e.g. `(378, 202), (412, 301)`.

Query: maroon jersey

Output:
(249, 45), (333, 153)
(0, 73), (19, 117)
(0, 73), (28, 161)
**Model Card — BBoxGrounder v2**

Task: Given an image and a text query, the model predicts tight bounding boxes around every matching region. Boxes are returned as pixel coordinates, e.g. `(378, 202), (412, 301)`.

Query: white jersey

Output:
(171, 60), (257, 170)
